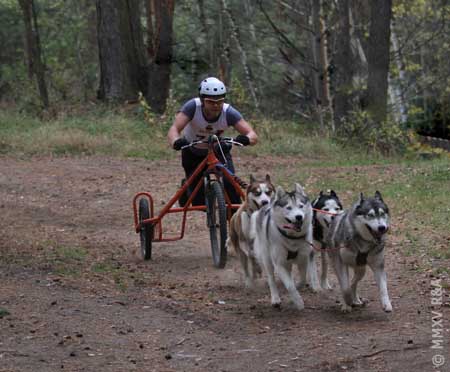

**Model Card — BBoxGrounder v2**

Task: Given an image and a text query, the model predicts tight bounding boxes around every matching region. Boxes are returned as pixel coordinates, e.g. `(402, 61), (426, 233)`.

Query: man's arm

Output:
(234, 119), (258, 145)
(167, 112), (190, 147)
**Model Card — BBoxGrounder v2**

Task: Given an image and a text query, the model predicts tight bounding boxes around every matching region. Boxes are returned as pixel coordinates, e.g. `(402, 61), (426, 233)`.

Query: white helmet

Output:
(198, 77), (226, 96)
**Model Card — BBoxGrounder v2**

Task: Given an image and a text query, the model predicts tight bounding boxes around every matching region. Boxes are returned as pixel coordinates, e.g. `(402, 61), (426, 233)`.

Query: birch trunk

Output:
(244, 0), (264, 69)
(318, 2), (333, 130)
(220, 0), (259, 109)
(390, 25), (408, 124)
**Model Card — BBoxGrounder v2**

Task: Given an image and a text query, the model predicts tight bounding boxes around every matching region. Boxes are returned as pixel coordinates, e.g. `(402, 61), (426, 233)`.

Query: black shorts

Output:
(181, 147), (241, 206)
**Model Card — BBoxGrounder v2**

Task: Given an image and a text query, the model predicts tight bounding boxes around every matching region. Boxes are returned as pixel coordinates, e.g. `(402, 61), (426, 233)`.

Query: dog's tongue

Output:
(369, 226), (388, 241)
(283, 223), (302, 232)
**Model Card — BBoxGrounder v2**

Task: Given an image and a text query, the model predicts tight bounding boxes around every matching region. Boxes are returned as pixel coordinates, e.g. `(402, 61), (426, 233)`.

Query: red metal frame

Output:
(133, 140), (246, 243)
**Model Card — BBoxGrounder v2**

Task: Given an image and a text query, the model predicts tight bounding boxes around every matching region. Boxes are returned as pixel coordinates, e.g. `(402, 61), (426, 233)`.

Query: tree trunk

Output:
(311, 0), (324, 129)
(311, 0), (333, 131)
(96, 0), (145, 102)
(145, 0), (155, 58)
(196, 0), (213, 74)
(366, 0), (392, 123)
(18, 0), (49, 109)
(333, 0), (353, 130)
(218, 8), (232, 86)
(145, 0), (175, 114)
(319, 12), (333, 129)
(389, 24), (408, 124)
(221, 0), (259, 109)
(244, 0), (264, 88)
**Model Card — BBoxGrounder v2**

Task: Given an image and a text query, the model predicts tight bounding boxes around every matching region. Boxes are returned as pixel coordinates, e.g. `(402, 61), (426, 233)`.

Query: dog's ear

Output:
(330, 189), (337, 198)
(275, 185), (285, 199)
(374, 190), (384, 201)
(265, 174), (271, 183)
(319, 190), (324, 196)
(356, 192), (364, 208)
(249, 174), (256, 183)
(294, 183), (306, 196)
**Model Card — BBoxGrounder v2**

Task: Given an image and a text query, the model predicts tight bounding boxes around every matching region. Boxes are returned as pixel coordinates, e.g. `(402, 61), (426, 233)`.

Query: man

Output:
(167, 77), (258, 206)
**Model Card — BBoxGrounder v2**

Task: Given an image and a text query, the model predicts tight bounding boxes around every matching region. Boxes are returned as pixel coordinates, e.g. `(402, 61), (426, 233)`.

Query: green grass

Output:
(0, 109), (401, 165)
(0, 308), (10, 318)
(0, 109), (170, 159)
(45, 245), (88, 276)
(91, 259), (131, 291)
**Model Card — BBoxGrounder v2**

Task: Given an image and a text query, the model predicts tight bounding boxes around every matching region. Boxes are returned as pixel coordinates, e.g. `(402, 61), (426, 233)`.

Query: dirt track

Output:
(0, 155), (448, 372)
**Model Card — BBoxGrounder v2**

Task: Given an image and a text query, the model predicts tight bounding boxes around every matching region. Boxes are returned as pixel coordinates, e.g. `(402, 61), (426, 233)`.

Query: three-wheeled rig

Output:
(132, 135), (247, 268)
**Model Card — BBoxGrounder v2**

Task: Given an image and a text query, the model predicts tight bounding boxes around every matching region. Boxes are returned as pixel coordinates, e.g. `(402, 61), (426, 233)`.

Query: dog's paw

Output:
(271, 294), (282, 309)
(271, 302), (282, 310)
(309, 283), (322, 293)
(352, 297), (369, 307)
(383, 302), (393, 313)
(341, 303), (352, 313)
(293, 300), (305, 311)
(321, 280), (333, 290)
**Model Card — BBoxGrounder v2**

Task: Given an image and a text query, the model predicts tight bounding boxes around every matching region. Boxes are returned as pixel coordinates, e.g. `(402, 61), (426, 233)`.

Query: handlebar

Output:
(181, 135), (244, 150)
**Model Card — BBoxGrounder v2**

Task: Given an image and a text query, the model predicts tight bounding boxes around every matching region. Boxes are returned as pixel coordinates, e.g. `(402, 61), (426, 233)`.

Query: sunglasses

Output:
(203, 98), (225, 105)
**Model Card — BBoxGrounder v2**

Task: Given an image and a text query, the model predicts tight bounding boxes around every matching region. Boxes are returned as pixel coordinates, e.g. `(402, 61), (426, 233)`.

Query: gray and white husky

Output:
(327, 191), (392, 312)
(250, 183), (320, 310)
(312, 190), (343, 290)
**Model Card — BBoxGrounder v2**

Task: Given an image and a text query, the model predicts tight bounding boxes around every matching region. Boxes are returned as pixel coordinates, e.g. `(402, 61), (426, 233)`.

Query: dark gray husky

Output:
(312, 190), (343, 290)
(327, 191), (392, 312)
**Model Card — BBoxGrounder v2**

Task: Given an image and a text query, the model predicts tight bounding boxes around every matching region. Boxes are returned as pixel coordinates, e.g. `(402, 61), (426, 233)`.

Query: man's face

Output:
(202, 97), (225, 117)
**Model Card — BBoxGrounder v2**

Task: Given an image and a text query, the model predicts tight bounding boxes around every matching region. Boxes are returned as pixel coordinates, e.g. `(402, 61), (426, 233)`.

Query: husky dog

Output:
(228, 174), (275, 287)
(312, 190), (343, 290)
(327, 191), (392, 312)
(250, 184), (320, 310)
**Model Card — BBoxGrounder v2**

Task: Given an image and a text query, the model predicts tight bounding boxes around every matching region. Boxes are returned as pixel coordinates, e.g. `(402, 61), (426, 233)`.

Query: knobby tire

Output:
(139, 198), (153, 260)
(206, 181), (228, 268)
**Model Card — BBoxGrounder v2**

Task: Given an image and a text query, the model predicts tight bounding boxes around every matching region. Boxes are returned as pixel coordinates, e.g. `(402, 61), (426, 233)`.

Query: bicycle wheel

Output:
(139, 198), (153, 260)
(206, 180), (228, 268)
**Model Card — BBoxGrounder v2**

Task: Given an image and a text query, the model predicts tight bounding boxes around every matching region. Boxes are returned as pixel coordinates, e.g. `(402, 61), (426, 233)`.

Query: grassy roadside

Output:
(1, 108), (449, 280)
(0, 108), (400, 164)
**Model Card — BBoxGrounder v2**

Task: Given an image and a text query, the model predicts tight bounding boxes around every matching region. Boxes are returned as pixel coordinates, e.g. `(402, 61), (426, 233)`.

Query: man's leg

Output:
(221, 152), (242, 204)
(181, 148), (206, 206)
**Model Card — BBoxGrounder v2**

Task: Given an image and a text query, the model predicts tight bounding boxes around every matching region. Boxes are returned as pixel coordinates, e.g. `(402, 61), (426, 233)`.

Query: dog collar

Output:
(277, 227), (305, 240)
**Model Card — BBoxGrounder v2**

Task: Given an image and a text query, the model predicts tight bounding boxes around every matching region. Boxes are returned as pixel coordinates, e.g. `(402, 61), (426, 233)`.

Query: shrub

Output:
(336, 109), (408, 155)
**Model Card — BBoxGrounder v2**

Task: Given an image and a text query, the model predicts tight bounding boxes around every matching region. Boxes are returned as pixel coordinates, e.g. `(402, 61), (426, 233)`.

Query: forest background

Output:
(1, 0), (449, 155)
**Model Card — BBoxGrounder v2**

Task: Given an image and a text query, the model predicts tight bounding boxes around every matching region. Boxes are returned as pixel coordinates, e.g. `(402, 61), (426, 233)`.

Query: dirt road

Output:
(0, 155), (447, 371)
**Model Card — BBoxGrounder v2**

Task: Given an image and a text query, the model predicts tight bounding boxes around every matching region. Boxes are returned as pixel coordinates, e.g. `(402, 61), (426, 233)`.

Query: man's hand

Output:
(234, 134), (250, 146)
(173, 138), (190, 151)
(214, 142), (232, 154)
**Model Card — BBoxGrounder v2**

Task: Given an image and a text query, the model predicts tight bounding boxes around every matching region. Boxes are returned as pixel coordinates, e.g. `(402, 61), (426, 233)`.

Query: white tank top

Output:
(183, 98), (231, 149)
